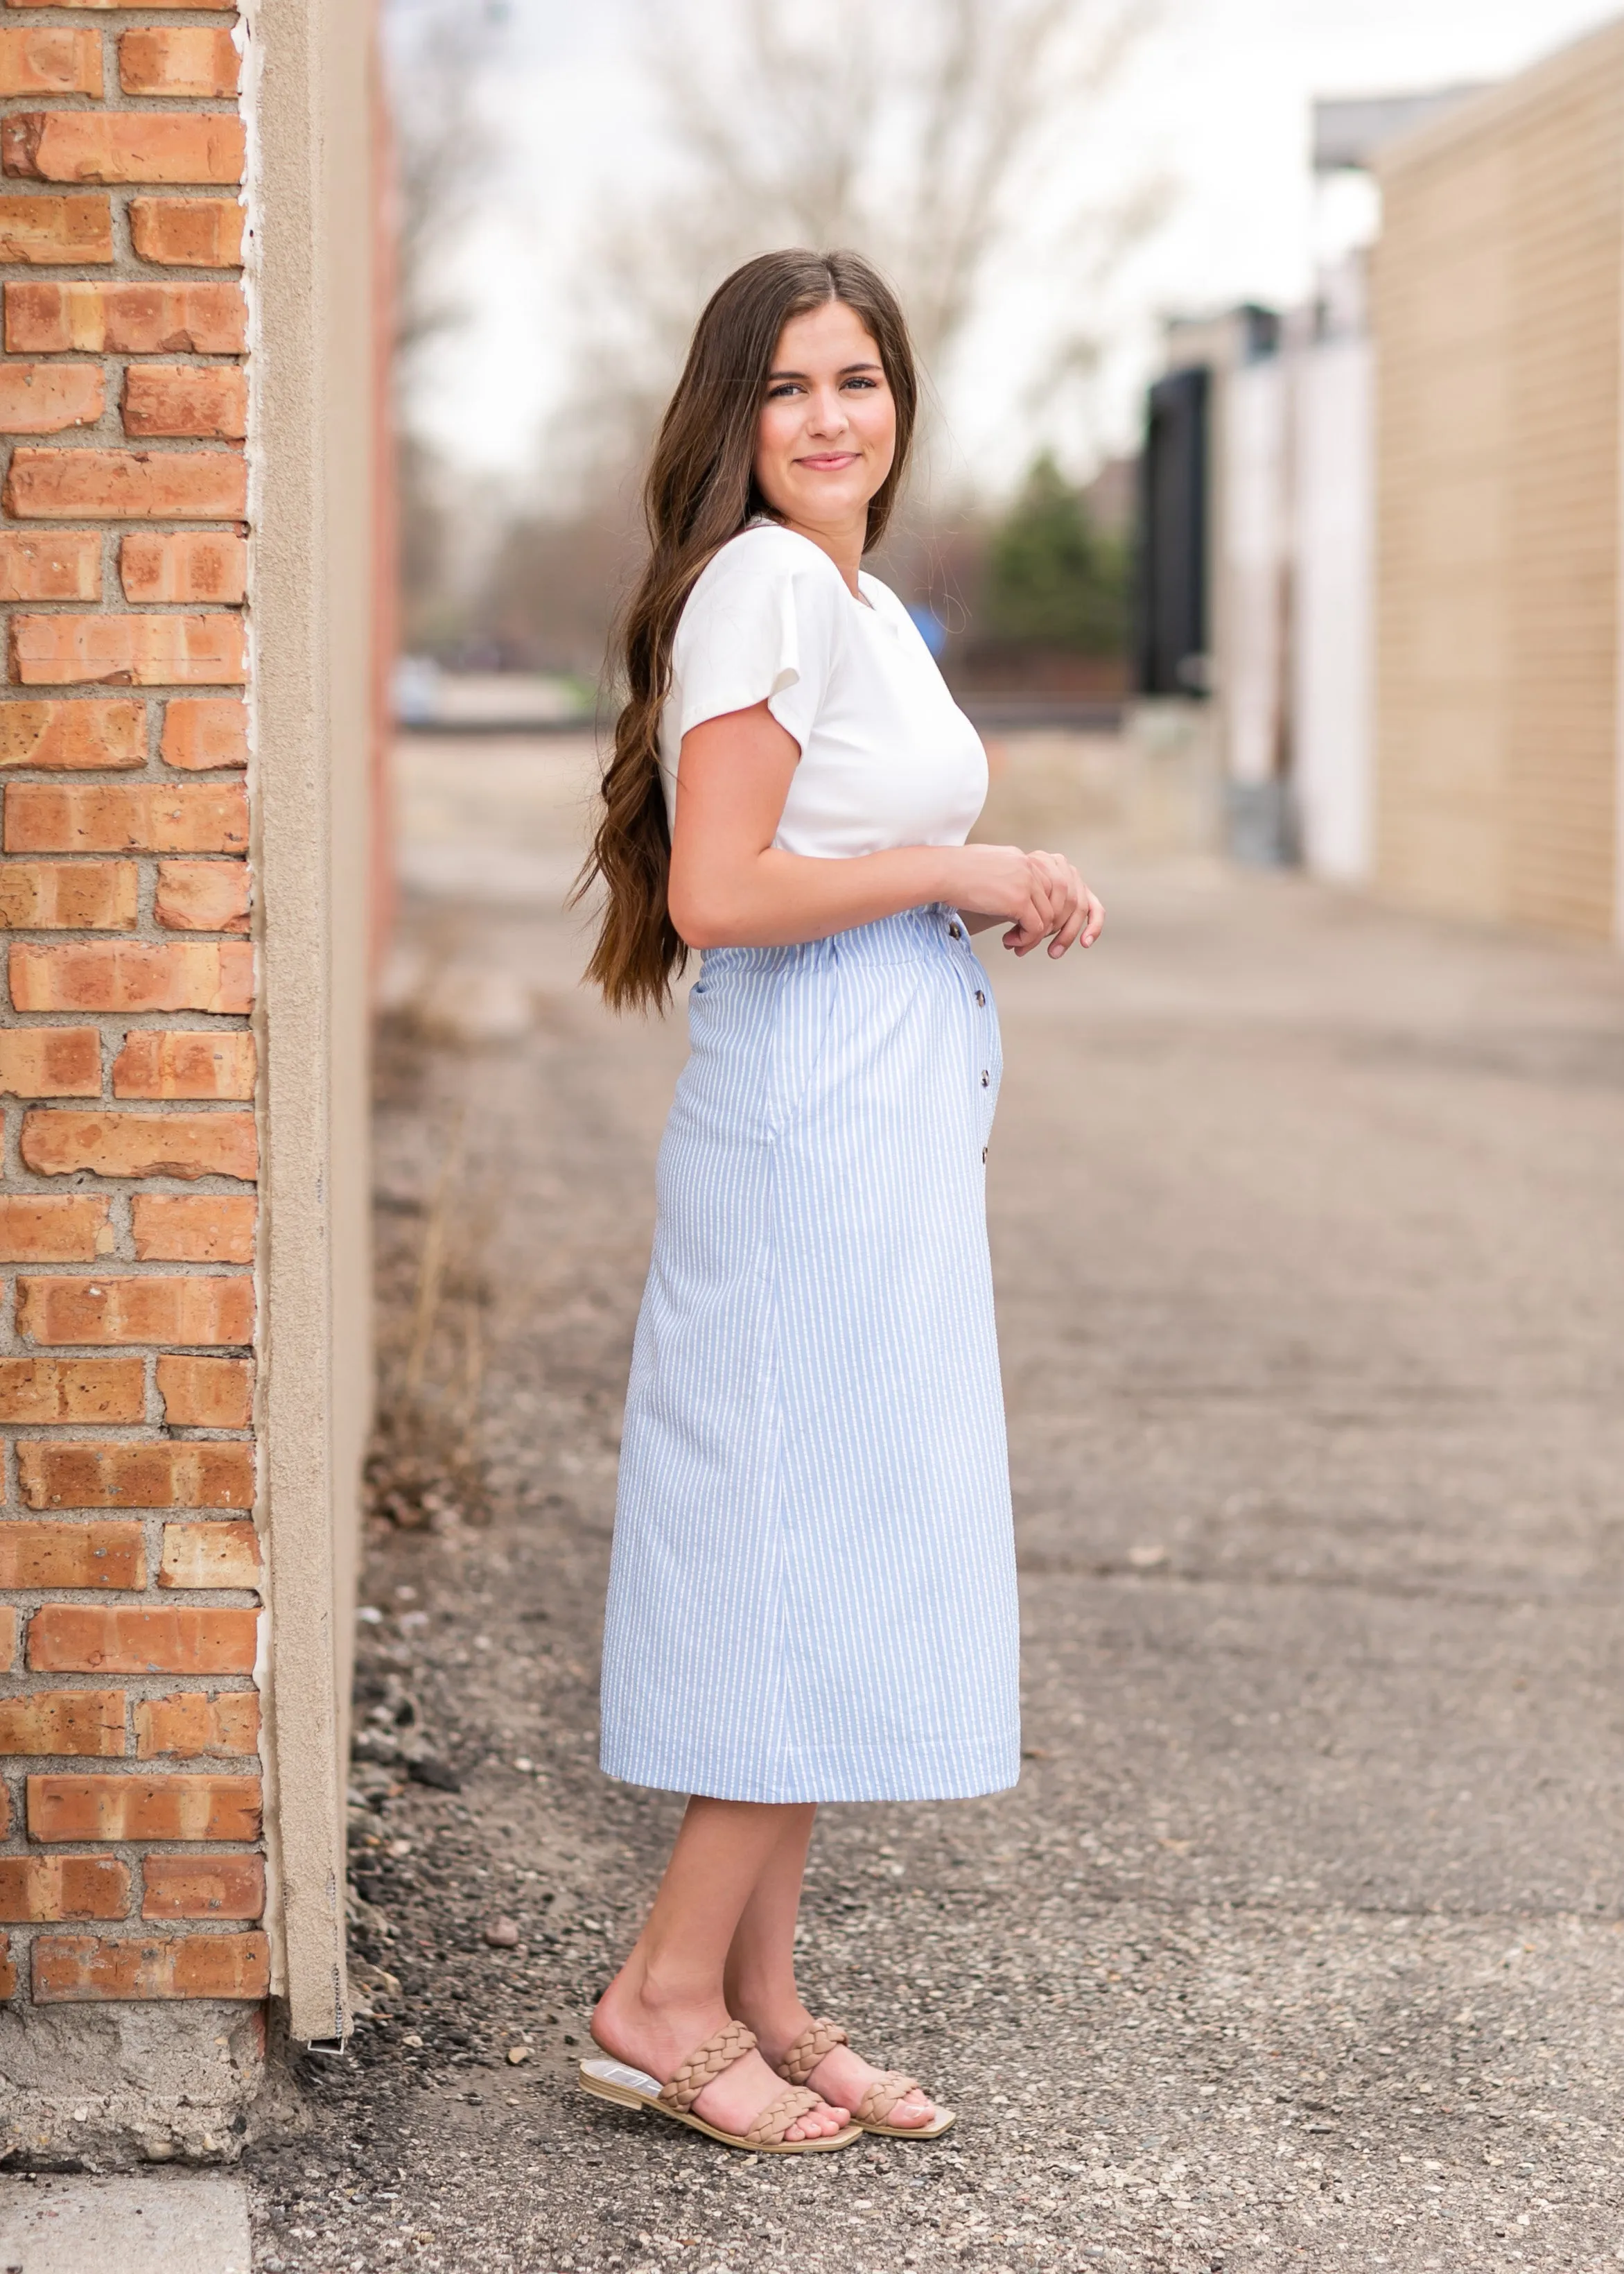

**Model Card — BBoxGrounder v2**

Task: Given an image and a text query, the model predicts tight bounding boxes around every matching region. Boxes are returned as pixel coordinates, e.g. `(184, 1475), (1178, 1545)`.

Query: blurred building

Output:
(1135, 89), (1478, 878)
(1135, 34), (1624, 946)
(1372, 22), (1624, 941)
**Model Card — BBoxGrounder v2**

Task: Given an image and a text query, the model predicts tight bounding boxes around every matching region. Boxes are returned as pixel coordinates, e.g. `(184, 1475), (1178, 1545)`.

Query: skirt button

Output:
(975, 989), (986, 1006)
(982, 1146), (988, 1163)
(948, 922), (963, 939)
(980, 1070), (990, 1087)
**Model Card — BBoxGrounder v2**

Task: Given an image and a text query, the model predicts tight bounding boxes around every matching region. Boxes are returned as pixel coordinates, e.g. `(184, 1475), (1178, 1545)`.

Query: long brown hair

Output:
(576, 248), (920, 1012)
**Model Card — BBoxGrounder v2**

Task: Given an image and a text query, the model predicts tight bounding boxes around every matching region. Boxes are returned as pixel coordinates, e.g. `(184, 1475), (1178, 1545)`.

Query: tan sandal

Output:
(777, 2015), (956, 2139)
(579, 2017), (862, 2154)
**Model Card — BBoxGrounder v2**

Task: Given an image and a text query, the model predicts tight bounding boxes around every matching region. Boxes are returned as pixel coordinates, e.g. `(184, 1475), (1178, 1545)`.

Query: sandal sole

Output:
(579, 2063), (863, 2154)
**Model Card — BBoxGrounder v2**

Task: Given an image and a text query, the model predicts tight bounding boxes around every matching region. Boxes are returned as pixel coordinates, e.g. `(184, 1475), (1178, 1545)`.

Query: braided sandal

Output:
(777, 2015), (956, 2139)
(579, 2017), (862, 2153)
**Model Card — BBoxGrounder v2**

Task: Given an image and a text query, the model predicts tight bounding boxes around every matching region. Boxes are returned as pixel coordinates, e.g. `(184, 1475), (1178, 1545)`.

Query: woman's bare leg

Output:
(724, 1808), (936, 2131)
(591, 1797), (848, 2142)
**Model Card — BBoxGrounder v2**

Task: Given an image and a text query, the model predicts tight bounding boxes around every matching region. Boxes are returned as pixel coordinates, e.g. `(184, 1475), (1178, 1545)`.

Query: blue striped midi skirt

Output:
(598, 904), (1020, 1804)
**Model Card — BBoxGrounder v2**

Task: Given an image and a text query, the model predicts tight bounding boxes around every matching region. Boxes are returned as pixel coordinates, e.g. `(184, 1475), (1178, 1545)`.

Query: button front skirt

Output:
(599, 906), (1019, 1803)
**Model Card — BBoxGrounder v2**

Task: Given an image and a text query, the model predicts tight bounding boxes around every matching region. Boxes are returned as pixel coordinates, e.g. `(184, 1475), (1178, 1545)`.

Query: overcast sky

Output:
(403, 0), (1623, 494)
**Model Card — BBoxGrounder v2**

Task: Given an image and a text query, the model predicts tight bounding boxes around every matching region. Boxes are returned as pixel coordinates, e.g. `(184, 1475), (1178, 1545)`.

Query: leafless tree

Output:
(561, 0), (1165, 499)
(383, 0), (512, 650)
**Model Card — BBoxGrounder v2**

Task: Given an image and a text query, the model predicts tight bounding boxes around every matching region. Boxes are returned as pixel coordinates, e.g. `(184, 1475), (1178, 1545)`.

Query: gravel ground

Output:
(246, 732), (1624, 2274)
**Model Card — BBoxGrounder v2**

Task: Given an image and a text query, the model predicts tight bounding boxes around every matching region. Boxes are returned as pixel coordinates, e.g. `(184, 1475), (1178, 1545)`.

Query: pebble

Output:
(484, 1917), (521, 1947)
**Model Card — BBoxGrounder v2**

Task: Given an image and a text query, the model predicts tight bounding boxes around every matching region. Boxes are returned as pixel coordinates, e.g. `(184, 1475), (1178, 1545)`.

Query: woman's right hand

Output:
(941, 844), (1103, 957)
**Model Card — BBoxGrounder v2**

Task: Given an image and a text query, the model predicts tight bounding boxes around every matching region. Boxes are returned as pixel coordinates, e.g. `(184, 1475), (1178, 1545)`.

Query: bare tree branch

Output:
(555, 0), (1162, 501)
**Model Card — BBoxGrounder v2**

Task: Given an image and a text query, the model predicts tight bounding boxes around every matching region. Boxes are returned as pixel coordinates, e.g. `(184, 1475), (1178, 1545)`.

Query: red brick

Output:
(0, 528), (99, 600)
(12, 611), (247, 688)
(0, 28), (101, 95)
(3, 112), (245, 187)
(0, 1518), (143, 1586)
(160, 696), (244, 771)
(10, 938), (253, 1011)
(0, 192), (112, 265)
(134, 1687), (256, 1760)
(129, 196), (242, 269)
(0, 1855), (128, 1922)
(19, 1440), (252, 1511)
(0, 363), (103, 438)
(8, 279), (245, 356)
(0, 860), (137, 928)
(21, 1106), (256, 1180)
(0, 699), (143, 770)
(155, 858), (249, 932)
(33, 1929), (269, 2003)
(131, 1192), (252, 1262)
(122, 363), (245, 442)
(0, 1028), (102, 1098)
(0, 1687), (123, 1755)
(0, 1607), (15, 1672)
(28, 1603), (256, 1673)
(6, 446), (246, 520)
(112, 1027), (254, 1099)
(7, 781), (247, 853)
(142, 1852), (261, 1920)
(159, 1518), (257, 1587)
(28, 1770), (259, 1841)
(0, 1195), (114, 1260)
(17, 1272), (253, 1345)
(119, 27), (236, 97)
(0, 1933), (13, 1997)
(0, 1782), (8, 1835)
(0, 1355), (141, 1420)
(156, 1353), (250, 1426)
(121, 530), (245, 605)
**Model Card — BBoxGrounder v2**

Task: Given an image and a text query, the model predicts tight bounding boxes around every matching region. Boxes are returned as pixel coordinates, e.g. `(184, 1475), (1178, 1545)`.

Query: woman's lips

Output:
(796, 452), (859, 470)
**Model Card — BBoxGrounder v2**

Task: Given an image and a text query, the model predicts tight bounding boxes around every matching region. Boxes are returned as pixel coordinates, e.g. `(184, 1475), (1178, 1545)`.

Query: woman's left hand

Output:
(966, 851), (1103, 956)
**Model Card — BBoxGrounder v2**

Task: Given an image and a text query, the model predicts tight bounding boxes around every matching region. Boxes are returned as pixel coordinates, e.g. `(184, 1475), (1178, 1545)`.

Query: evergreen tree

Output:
(982, 452), (1129, 654)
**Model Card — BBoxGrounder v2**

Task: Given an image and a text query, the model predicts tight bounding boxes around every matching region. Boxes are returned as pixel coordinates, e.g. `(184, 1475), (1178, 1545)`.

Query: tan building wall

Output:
(0, 0), (377, 2155)
(1372, 21), (1624, 941)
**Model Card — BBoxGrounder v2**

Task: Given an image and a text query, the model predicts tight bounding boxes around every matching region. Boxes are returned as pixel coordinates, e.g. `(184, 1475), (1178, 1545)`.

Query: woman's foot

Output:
(745, 2003), (938, 2130)
(592, 1962), (850, 2143)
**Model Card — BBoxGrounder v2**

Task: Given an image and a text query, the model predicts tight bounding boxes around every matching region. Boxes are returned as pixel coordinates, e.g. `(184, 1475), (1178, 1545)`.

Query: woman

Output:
(575, 249), (1103, 2155)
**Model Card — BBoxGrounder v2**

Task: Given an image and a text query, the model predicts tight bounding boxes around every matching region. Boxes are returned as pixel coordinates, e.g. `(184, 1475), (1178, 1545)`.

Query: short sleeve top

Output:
(658, 523), (987, 858)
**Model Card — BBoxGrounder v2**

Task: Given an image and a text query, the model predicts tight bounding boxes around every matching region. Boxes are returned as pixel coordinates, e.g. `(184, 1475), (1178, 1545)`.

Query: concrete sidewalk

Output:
(247, 733), (1624, 2273)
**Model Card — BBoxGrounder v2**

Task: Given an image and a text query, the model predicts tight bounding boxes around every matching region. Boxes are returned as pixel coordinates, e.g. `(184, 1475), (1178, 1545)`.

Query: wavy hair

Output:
(575, 248), (919, 1012)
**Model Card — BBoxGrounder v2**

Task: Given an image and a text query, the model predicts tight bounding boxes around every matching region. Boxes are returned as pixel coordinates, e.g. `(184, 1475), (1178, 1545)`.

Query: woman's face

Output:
(753, 298), (896, 534)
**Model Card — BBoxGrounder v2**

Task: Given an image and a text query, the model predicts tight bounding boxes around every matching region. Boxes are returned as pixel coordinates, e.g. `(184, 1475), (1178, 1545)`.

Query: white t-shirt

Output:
(658, 522), (987, 858)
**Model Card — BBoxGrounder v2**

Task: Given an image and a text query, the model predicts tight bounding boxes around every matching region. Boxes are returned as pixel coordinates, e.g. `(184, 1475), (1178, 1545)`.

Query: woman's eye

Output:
(844, 376), (878, 391)
(766, 382), (801, 400)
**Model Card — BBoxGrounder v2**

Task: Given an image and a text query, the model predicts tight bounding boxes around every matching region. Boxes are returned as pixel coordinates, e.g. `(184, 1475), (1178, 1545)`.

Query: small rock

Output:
(483, 1916), (521, 1948)
(408, 1755), (461, 1792)
(507, 2045), (530, 2065)
(1127, 1543), (1169, 1570)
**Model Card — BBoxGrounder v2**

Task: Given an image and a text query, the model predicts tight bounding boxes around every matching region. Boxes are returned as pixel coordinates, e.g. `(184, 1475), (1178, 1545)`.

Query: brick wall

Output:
(0, 1), (264, 2020)
(1373, 24), (1624, 940)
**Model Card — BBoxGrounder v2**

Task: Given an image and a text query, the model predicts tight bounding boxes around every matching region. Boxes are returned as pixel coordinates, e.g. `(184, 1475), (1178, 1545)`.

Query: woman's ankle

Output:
(724, 1982), (810, 2052)
(602, 1950), (726, 2029)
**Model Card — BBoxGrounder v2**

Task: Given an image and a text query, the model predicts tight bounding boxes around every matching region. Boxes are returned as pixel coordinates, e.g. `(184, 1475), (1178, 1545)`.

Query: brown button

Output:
(975, 990), (986, 1006)
(981, 1146), (988, 1163)
(948, 922), (963, 939)
(980, 1070), (990, 1087)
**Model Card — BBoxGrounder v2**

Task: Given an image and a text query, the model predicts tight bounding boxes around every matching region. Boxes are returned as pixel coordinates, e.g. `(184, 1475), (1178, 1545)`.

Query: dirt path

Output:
(248, 732), (1624, 2274)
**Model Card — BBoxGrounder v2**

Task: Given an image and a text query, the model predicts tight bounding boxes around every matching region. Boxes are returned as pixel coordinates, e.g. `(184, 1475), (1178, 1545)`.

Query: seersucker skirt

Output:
(598, 903), (1020, 1803)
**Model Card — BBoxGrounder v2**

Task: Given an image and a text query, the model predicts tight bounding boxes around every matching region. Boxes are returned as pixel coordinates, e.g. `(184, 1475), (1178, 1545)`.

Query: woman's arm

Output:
(667, 702), (1103, 956)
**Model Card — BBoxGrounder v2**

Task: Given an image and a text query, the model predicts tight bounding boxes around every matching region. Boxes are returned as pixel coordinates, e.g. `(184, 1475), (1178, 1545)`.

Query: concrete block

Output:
(0, 2173), (249, 2271)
